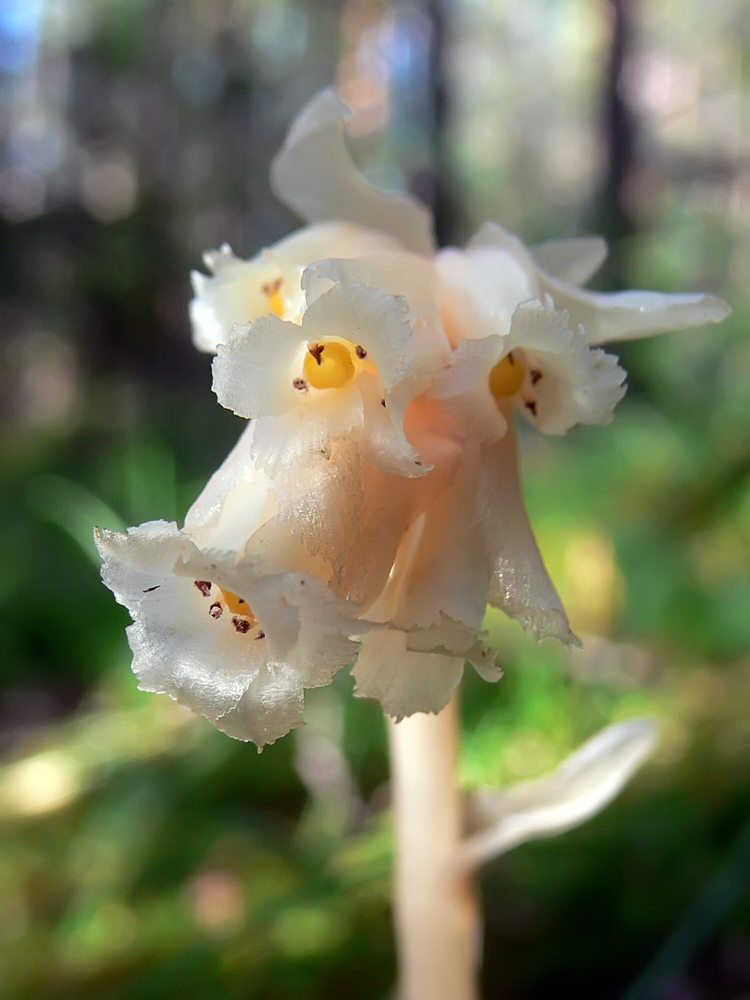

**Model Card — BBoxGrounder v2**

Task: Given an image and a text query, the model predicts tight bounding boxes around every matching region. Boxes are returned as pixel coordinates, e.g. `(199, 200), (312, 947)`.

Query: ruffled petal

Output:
(97, 523), (367, 748)
(96, 523), (263, 723)
(484, 422), (579, 645)
(190, 223), (401, 353)
(352, 628), (465, 720)
(531, 236), (608, 286)
(270, 89), (435, 256)
(506, 300), (627, 434)
(212, 314), (307, 420)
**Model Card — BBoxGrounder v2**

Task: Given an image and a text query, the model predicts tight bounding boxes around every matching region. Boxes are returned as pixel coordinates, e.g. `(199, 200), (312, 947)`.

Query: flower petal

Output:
(213, 313), (307, 419)
(191, 223), (401, 353)
(429, 335), (508, 444)
(459, 718), (658, 869)
(96, 523), (261, 722)
(270, 89), (435, 256)
(183, 422), (275, 551)
(540, 276), (731, 346)
(531, 236), (608, 286)
(436, 232), (539, 343)
(352, 628), (465, 720)
(484, 421), (579, 645)
(506, 300), (627, 434)
(97, 523), (367, 748)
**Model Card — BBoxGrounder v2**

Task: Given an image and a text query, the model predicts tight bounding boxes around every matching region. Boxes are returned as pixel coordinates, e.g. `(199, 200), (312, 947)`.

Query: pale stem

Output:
(388, 692), (481, 1000)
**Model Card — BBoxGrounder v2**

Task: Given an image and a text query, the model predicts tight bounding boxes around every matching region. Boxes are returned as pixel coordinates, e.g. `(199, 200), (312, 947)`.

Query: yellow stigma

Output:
(219, 587), (257, 624)
(263, 279), (284, 318)
(489, 352), (526, 399)
(303, 340), (356, 390)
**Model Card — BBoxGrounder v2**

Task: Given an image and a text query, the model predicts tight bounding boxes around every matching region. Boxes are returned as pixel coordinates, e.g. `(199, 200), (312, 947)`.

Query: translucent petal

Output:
(352, 628), (465, 720)
(531, 236), (608, 286)
(459, 718), (658, 869)
(436, 238), (538, 343)
(97, 523), (368, 749)
(540, 276), (731, 346)
(506, 300), (627, 434)
(183, 422), (276, 551)
(270, 89), (435, 255)
(96, 524), (265, 722)
(212, 314), (306, 420)
(190, 223), (400, 353)
(429, 335), (508, 444)
(484, 422), (578, 645)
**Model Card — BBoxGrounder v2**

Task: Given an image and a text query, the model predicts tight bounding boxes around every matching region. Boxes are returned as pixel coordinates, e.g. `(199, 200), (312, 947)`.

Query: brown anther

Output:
(308, 342), (325, 365)
(381, 398), (386, 407)
(262, 278), (283, 296)
(232, 617), (251, 634)
(530, 369), (543, 385)
(209, 603), (223, 619)
(143, 586), (160, 593)
(255, 630), (266, 640)
(525, 400), (537, 416)
(355, 345), (367, 359)
(415, 461), (422, 466)
(508, 352), (516, 365)
(292, 377), (308, 391)
(194, 580), (212, 597)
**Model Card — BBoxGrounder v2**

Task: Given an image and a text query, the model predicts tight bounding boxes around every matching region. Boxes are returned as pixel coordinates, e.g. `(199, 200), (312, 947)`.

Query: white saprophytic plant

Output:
(97, 89), (729, 1000)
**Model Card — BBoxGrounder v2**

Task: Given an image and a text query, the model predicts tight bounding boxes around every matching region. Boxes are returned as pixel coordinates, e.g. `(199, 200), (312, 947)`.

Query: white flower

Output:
(96, 520), (367, 748)
(190, 222), (402, 353)
(101, 88), (731, 737)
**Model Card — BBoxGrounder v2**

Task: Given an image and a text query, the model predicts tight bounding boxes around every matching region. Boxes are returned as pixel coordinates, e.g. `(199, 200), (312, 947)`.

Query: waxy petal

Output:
(96, 522), (366, 748)
(352, 628), (465, 720)
(484, 422), (578, 645)
(191, 223), (402, 353)
(506, 300), (627, 434)
(270, 89), (435, 256)
(540, 278), (732, 346)
(459, 718), (658, 869)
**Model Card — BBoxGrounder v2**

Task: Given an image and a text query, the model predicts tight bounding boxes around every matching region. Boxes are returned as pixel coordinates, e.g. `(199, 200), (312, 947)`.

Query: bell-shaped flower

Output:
(211, 267), (452, 478)
(96, 519), (369, 748)
(100, 87), (732, 737)
(190, 222), (404, 353)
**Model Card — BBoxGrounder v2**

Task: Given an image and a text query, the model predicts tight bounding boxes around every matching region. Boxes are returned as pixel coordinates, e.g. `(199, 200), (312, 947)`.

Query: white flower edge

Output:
(269, 88), (435, 257)
(212, 279), (439, 477)
(431, 299), (627, 438)
(95, 521), (368, 748)
(352, 623), (498, 721)
(190, 222), (403, 354)
(458, 717), (658, 870)
(471, 221), (730, 346)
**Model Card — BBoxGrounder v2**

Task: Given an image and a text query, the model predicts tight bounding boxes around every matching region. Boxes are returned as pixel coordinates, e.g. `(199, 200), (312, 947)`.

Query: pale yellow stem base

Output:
(388, 694), (481, 1000)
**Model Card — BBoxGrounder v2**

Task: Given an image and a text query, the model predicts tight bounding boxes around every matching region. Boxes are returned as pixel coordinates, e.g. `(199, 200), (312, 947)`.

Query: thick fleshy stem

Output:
(388, 693), (481, 1000)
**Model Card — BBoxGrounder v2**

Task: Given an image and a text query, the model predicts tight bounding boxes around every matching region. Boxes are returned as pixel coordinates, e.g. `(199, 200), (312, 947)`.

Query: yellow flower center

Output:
(263, 279), (284, 318)
(219, 587), (257, 625)
(303, 340), (357, 390)
(489, 352), (526, 399)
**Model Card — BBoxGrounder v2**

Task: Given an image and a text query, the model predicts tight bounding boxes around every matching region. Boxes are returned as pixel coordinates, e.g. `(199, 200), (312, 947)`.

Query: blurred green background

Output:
(0, 0), (748, 997)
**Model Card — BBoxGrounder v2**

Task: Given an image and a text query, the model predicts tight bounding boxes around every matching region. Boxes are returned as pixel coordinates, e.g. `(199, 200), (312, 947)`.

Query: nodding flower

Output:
(99, 90), (730, 745)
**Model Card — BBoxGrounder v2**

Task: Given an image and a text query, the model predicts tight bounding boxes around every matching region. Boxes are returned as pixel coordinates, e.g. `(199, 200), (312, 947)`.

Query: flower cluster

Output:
(98, 90), (729, 746)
